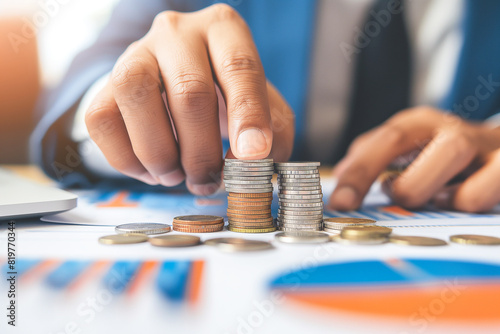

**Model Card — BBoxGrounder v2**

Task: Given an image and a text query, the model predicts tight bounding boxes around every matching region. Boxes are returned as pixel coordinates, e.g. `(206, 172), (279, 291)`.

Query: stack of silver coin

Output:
(223, 159), (276, 233)
(275, 162), (323, 231)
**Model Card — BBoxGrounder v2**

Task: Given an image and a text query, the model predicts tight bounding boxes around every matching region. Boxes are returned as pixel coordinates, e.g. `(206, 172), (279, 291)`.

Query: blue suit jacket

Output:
(30, 0), (500, 186)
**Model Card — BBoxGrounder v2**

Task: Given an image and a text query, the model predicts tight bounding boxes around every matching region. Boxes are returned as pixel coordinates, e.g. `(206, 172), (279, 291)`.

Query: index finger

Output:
(196, 4), (273, 159)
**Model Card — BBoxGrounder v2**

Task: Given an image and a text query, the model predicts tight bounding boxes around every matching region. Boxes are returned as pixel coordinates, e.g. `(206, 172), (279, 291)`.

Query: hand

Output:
(85, 4), (294, 195)
(329, 107), (500, 212)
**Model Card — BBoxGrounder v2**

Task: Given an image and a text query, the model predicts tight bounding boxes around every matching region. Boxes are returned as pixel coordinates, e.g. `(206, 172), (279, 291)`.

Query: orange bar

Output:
(381, 205), (415, 216)
(187, 260), (205, 305)
(20, 260), (60, 284)
(126, 261), (158, 296)
(66, 260), (110, 293)
(97, 191), (138, 208)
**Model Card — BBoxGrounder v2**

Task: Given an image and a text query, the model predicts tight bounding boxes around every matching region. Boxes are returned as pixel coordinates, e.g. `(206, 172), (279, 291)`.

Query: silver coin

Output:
(115, 223), (171, 235)
(276, 169), (320, 175)
(323, 228), (341, 235)
(279, 202), (323, 208)
(224, 179), (271, 185)
(278, 182), (321, 187)
(278, 217), (323, 223)
(224, 162), (274, 167)
(225, 183), (274, 189)
(279, 217), (324, 222)
(280, 189), (323, 195)
(278, 177), (320, 183)
(224, 171), (275, 176)
(279, 194), (323, 200)
(278, 174), (320, 180)
(223, 176), (272, 181)
(224, 166), (274, 172)
(275, 162), (320, 168)
(225, 158), (273, 164)
(279, 209), (324, 215)
(279, 223), (323, 228)
(225, 187), (274, 193)
(279, 224), (323, 230)
(279, 185), (322, 191)
(278, 198), (323, 203)
(275, 231), (328, 243)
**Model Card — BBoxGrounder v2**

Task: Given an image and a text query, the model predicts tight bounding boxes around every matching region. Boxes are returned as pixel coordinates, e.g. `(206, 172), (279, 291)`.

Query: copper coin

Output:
(227, 213), (272, 219)
(173, 222), (224, 229)
(229, 222), (276, 228)
(173, 224), (224, 233)
(227, 200), (273, 207)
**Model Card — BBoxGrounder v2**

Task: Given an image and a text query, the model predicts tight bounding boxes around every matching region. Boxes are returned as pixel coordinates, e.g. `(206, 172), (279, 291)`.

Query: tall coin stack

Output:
(223, 159), (277, 233)
(275, 162), (323, 231)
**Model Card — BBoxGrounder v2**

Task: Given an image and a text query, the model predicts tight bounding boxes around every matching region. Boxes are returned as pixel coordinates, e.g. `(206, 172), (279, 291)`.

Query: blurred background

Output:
(0, 0), (119, 163)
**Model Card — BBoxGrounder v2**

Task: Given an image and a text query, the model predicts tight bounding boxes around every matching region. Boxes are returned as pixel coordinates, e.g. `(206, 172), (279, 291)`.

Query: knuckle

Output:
(231, 96), (265, 120)
(437, 129), (475, 158)
(220, 52), (261, 79)
(170, 72), (215, 112)
(152, 11), (181, 31)
(112, 58), (158, 102)
(378, 123), (407, 147)
(209, 3), (240, 22)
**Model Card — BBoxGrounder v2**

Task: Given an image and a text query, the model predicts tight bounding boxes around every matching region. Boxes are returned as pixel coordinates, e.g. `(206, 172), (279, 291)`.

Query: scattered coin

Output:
(341, 226), (392, 239)
(331, 234), (388, 245)
(390, 235), (448, 246)
(115, 223), (171, 235)
(99, 233), (148, 245)
(275, 231), (330, 244)
(450, 234), (500, 245)
(205, 237), (273, 252)
(323, 217), (376, 231)
(149, 235), (201, 247)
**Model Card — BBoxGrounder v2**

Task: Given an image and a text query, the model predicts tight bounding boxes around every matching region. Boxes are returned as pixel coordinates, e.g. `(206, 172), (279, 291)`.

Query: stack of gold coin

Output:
(333, 225), (393, 245)
(172, 215), (224, 233)
(275, 162), (323, 231)
(323, 217), (376, 234)
(223, 159), (276, 233)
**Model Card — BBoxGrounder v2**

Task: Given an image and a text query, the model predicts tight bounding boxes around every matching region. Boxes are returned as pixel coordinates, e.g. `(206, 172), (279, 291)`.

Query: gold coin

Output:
(229, 222), (276, 228)
(149, 235), (201, 247)
(228, 192), (273, 198)
(173, 222), (224, 230)
(341, 226), (392, 239)
(204, 238), (273, 252)
(227, 213), (272, 219)
(172, 215), (223, 225)
(99, 233), (148, 245)
(228, 217), (274, 223)
(390, 235), (447, 246)
(228, 226), (277, 233)
(449, 234), (500, 245)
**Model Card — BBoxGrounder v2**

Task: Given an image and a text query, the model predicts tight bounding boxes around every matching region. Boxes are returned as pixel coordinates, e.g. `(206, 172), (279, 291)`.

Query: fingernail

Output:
(236, 128), (269, 158)
(139, 172), (160, 186)
(158, 169), (185, 187)
(330, 186), (358, 210)
(187, 182), (220, 196)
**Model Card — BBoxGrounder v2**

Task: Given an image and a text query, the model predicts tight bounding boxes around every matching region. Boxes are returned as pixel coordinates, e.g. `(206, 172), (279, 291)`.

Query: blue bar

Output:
(46, 261), (91, 289)
(2, 259), (40, 278)
(102, 261), (142, 294)
(156, 261), (191, 302)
